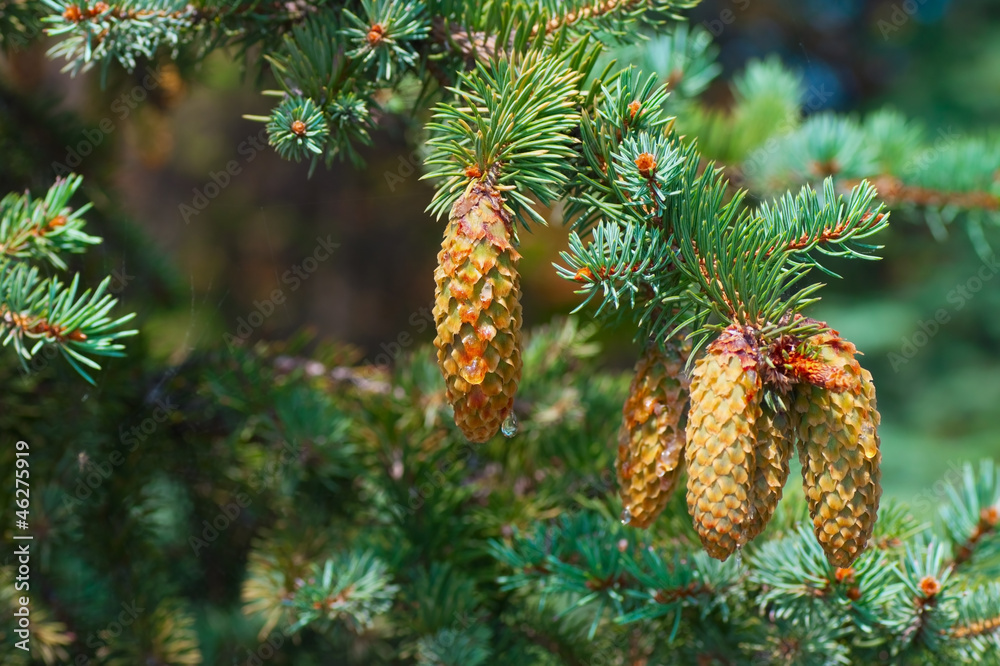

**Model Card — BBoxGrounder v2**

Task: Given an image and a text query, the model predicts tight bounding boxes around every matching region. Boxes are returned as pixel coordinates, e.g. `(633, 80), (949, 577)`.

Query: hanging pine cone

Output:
(744, 405), (793, 541)
(433, 180), (523, 443)
(617, 340), (691, 529)
(794, 331), (882, 567)
(685, 326), (761, 560)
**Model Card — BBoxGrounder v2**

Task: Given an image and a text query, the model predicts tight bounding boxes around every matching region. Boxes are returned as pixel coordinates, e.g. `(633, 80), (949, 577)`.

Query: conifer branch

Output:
(532, 0), (698, 37)
(0, 175), (136, 383)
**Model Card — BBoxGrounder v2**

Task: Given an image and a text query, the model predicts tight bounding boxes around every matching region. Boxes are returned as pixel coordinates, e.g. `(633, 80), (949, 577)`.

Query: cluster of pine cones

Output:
(431, 180), (881, 568)
(617, 326), (882, 567)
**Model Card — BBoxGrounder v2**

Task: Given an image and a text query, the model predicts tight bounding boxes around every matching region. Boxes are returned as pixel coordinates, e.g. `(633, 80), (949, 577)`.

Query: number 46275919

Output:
(15, 440), (29, 509)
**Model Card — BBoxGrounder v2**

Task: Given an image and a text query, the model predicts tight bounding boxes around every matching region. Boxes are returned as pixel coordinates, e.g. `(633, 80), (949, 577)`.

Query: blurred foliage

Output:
(1, 323), (998, 662)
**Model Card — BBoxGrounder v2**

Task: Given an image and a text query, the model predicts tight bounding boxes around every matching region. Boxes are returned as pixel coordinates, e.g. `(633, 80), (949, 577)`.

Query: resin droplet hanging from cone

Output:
(433, 175), (523, 443)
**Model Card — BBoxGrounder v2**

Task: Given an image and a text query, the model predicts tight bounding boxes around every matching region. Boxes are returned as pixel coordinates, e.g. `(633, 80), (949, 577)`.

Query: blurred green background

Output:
(2, 0), (999, 500)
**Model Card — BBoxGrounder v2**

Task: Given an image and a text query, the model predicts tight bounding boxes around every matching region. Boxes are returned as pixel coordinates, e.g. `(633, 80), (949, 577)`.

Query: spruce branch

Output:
(341, 0), (430, 81)
(0, 175), (136, 383)
(564, 68), (677, 232)
(750, 524), (897, 632)
(424, 46), (595, 227)
(0, 174), (100, 269)
(887, 538), (956, 656)
(756, 178), (889, 277)
(43, 0), (195, 80)
(288, 550), (399, 633)
(618, 548), (740, 632)
(611, 132), (685, 214)
(0, 262), (137, 382)
(848, 175), (1000, 212)
(41, 0), (323, 80)
(531, 0), (699, 38)
(556, 221), (673, 316)
(683, 54), (1000, 255)
(611, 24), (721, 100)
(950, 583), (1000, 658)
(416, 623), (493, 666)
(667, 163), (822, 340)
(683, 55), (803, 166)
(265, 95), (330, 163)
(940, 460), (1000, 571)
(251, 14), (376, 168)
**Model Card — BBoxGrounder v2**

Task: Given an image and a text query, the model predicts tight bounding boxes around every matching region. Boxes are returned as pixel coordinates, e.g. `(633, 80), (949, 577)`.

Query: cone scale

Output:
(745, 406), (793, 541)
(794, 332), (882, 567)
(617, 341), (690, 529)
(685, 326), (761, 560)
(433, 180), (523, 443)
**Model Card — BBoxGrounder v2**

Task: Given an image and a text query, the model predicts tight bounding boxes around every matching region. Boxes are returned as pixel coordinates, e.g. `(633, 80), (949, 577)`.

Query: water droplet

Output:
(734, 546), (744, 571)
(501, 411), (518, 438)
(620, 508), (632, 525)
(655, 465), (667, 478)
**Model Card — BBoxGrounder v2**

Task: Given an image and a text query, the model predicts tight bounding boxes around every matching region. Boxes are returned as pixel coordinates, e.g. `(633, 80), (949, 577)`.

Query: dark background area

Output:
(2, 0), (999, 498)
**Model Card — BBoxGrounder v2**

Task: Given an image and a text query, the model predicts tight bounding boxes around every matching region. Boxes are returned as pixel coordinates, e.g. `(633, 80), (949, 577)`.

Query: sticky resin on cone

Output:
(433, 180), (523, 443)
(617, 341), (691, 529)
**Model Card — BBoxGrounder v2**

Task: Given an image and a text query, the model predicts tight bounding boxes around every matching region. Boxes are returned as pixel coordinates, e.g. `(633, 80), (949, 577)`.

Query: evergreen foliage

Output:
(1, 0), (999, 664)
(2, 325), (998, 663)
(0, 175), (135, 383)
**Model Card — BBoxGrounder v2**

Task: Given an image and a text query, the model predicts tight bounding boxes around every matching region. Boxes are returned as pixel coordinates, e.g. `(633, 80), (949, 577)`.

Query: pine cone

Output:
(794, 332), (882, 567)
(745, 405), (793, 541)
(685, 326), (761, 560)
(617, 340), (690, 529)
(433, 181), (522, 443)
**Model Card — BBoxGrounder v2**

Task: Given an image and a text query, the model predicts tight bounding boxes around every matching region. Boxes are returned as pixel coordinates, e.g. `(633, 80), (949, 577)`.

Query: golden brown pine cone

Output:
(744, 404), (793, 541)
(794, 331), (882, 567)
(617, 340), (691, 529)
(685, 326), (761, 560)
(433, 181), (522, 443)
